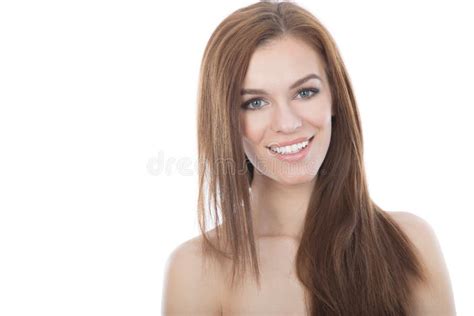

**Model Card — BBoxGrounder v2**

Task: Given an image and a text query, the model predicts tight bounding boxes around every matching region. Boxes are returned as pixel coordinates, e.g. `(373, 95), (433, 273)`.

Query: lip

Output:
(267, 135), (315, 162)
(266, 136), (313, 148)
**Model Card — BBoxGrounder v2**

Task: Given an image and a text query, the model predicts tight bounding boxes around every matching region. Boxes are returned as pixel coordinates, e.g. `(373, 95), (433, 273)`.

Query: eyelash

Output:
(241, 87), (320, 111)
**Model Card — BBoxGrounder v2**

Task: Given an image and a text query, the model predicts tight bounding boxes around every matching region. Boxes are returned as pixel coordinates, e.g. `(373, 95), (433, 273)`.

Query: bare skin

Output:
(219, 235), (307, 315)
(162, 211), (456, 315)
(162, 36), (456, 315)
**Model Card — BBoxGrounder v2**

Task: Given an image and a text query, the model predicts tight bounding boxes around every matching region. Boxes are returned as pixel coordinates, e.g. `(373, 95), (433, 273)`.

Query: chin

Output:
(273, 171), (317, 186)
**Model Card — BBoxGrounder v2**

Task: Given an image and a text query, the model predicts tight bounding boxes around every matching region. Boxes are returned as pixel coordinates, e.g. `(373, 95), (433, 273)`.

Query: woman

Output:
(162, 1), (456, 315)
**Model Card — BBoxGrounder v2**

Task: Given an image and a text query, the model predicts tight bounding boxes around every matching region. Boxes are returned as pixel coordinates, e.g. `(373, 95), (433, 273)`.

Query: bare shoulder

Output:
(161, 229), (224, 315)
(387, 211), (457, 315)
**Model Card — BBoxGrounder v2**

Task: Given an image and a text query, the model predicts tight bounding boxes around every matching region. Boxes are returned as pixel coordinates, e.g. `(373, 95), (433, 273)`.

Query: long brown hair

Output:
(196, 1), (428, 315)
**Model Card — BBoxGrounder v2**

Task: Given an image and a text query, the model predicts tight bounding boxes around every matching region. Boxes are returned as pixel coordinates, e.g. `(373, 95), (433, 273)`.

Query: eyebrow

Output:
(240, 73), (322, 96)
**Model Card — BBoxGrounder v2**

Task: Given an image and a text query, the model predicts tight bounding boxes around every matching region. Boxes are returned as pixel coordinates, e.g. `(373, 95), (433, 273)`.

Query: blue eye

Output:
(296, 87), (320, 99)
(241, 87), (320, 111)
(242, 99), (268, 111)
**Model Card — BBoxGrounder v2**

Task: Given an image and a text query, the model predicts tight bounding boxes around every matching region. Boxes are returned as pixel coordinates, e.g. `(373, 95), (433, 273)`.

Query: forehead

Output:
(243, 36), (325, 88)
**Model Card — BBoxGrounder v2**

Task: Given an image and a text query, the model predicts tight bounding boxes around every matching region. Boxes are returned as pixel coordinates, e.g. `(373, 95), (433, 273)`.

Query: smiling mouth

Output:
(265, 136), (315, 157)
(266, 135), (315, 150)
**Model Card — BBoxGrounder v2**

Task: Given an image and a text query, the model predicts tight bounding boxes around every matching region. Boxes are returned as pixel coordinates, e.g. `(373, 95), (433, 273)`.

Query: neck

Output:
(250, 172), (317, 240)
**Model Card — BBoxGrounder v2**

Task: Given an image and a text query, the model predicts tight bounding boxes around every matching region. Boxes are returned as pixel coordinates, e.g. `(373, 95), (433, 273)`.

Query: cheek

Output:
(301, 98), (332, 127)
(240, 113), (266, 145)
(305, 109), (331, 127)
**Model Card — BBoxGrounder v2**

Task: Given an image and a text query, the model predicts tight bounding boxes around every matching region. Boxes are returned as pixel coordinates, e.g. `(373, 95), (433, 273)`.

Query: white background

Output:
(0, 0), (472, 315)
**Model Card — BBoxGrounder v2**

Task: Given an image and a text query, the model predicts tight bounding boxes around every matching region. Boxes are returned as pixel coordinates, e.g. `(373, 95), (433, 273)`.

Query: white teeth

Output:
(270, 139), (309, 154)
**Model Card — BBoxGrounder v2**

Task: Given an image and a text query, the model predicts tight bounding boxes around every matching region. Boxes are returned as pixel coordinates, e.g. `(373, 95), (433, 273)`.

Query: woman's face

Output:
(239, 35), (333, 185)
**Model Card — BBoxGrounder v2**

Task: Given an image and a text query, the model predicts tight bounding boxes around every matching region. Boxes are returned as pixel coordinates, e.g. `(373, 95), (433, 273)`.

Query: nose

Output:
(270, 101), (302, 133)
